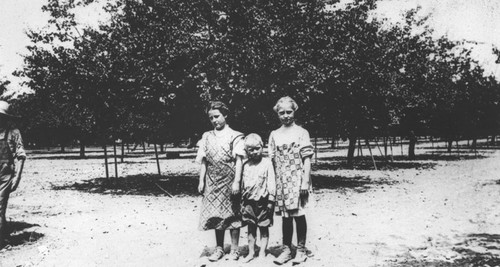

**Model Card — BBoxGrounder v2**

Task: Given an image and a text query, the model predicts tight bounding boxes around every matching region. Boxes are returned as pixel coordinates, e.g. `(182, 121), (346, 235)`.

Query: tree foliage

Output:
(11, 0), (500, 164)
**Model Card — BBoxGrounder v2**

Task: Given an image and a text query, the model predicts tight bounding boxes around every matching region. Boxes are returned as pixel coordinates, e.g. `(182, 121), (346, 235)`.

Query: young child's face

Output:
(208, 109), (227, 130)
(245, 143), (263, 160)
(277, 102), (295, 126)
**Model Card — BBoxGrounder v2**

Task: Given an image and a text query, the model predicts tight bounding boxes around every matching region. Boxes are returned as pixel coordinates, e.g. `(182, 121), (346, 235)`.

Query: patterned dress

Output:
(268, 125), (314, 217)
(196, 126), (244, 230)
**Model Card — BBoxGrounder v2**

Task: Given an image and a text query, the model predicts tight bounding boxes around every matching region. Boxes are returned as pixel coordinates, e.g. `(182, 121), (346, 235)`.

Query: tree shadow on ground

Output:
(312, 175), (396, 193)
(452, 233), (500, 266)
(4, 221), (44, 248)
(314, 157), (437, 171)
(52, 174), (395, 196)
(146, 154), (196, 161)
(51, 174), (199, 197)
(389, 233), (500, 267)
(31, 154), (148, 160)
(416, 151), (488, 160)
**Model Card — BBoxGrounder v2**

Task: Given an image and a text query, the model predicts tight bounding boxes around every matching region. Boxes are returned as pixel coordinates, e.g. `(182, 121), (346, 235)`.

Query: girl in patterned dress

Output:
(268, 96), (314, 265)
(196, 101), (245, 262)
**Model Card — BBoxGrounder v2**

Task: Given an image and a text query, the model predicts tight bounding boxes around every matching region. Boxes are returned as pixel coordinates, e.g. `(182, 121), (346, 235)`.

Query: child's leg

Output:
(274, 217), (293, 264)
(258, 227), (269, 258)
(208, 230), (226, 262)
(230, 228), (240, 251)
(282, 217), (293, 248)
(243, 225), (257, 262)
(291, 215), (308, 263)
(215, 229), (224, 248)
(294, 215), (307, 251)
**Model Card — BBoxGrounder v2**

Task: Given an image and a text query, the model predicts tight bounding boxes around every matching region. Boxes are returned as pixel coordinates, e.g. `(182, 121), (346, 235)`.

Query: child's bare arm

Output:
(267, 160), (276, 209)
(232, 155), (243, 194)
(301, 156), (312, 195)
(198, 159), (207, 194)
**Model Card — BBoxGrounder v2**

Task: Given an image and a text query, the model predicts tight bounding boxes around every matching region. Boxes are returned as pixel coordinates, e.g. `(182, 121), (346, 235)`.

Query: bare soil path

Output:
(0, 141), (499, 267)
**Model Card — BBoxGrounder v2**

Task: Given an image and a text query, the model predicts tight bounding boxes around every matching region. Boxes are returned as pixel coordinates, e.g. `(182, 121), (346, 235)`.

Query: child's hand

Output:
(300, 181), (309, 191)
(231, 182), (240, 195)
(267, 202), (274, 212)
(198, 182), (204, 195)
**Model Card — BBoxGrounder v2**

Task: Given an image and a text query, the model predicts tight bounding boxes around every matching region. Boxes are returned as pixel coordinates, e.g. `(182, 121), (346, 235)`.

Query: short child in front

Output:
(240, 133), (276, 263)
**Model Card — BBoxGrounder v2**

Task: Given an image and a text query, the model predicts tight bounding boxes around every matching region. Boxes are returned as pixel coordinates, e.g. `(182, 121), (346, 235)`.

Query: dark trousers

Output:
(0, 165), (13, 248)
(0, 194), (9, 248)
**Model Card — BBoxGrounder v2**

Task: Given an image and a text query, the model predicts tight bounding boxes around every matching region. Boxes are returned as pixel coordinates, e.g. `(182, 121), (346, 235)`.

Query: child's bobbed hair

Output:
(206, 101), (229, 116)
(273, 96), (299, 113)
(244, 133), (263, 148)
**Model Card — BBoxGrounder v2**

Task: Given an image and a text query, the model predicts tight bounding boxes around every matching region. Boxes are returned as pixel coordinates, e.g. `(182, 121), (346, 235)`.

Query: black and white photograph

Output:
(1, 0), (500, 266)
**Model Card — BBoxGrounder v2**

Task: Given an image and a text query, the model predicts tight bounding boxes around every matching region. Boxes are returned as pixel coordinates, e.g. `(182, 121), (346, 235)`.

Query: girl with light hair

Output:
(268, 96), (314, 265)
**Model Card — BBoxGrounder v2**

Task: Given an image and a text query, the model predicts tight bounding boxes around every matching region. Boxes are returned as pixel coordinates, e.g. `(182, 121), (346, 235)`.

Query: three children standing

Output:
(197, 97), (313, 265)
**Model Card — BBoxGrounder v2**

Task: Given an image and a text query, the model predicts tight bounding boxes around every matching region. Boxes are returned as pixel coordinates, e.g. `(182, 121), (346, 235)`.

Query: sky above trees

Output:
(1, 0), (500, 94)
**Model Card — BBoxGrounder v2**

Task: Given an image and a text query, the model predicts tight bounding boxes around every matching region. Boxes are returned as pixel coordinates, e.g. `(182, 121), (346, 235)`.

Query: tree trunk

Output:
(447, 140), (453, 153)
(472, 138), (477, 149)
(389, 137), (394, 162)
(408, 134), (416, 160)
(79, 141), (85, 158)
(113, 142), (118, 178)
(365, 139), (377, 170)
(491, 135), (496, 145)
(330, 136), (335, 148)
(142, 142), (146, 153)
(357, 139), (363, 156)
(154, 143), (161, 176)
(160, 144), (164, 153)
(121, 142), (125, 163)
(314, 137), (318, 164)
(60, 143), (65, 152)
(103, 143), (109, 179)
(400, 137), (404, 156)
(384, 137), (388, 157)
(347, 136), (356, 168)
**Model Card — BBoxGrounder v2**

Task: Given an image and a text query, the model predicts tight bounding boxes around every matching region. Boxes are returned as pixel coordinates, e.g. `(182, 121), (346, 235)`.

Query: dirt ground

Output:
(0, 140), (500, 267)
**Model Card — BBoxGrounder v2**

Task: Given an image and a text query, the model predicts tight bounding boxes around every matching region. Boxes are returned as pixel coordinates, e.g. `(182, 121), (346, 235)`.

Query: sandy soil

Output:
(0, 140), (500, 267)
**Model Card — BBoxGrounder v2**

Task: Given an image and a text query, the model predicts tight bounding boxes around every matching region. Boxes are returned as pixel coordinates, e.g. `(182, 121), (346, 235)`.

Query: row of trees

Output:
(7, 0), (500, 165)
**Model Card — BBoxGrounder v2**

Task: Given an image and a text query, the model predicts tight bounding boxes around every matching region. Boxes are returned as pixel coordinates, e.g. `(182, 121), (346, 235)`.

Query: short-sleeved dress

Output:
(196, 126), (245, 230)
(268, 125), (314, 218)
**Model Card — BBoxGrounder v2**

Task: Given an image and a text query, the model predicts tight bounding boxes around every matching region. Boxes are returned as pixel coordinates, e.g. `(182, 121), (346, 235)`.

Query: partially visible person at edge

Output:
(0, 101), (26, 250)
(268, 96), (314, 265)
(196, 101), (245, 262)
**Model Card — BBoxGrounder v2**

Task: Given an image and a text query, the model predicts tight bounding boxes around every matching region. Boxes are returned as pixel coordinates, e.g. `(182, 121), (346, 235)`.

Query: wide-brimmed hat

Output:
(0, 101), (19, 118)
